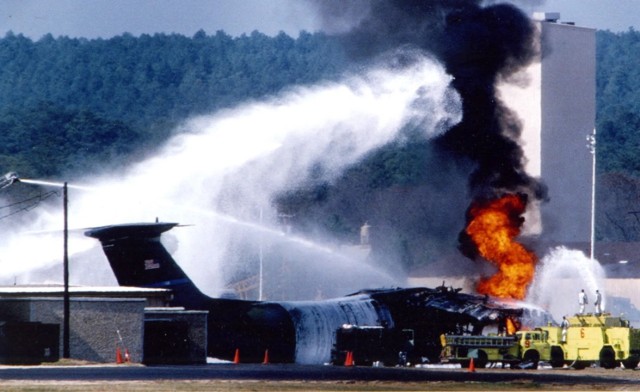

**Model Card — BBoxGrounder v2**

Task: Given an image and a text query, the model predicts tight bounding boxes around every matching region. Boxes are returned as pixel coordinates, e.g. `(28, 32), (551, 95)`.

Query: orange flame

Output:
(505, 317), (517, 335)
(465, 194), (537, 299)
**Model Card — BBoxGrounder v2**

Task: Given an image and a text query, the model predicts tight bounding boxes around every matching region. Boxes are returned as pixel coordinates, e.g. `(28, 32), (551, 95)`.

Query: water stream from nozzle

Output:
(18, 178), (95, 191)
(526, 246), (605, 321)
(0, 53), (462, 297)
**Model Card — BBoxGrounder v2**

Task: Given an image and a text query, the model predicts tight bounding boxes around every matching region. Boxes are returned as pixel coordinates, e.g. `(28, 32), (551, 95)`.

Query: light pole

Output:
(2, 175), (71, 358)
(586, 128), (596, 261)
(63, 182), (70, 358)
(258, 208), (263, 301)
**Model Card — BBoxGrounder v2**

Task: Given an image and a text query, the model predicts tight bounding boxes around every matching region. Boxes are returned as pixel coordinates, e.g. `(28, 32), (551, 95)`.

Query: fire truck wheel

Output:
(599, 347), (617, 369)
(522, 349), (539, 370)
(622, 358), (639, 370)
(475, 350), (488, 368)
(550, 346), (564, 368)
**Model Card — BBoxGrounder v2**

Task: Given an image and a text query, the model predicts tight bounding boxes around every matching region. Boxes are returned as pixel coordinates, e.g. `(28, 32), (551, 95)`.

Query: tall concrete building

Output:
(503, 12), (596, 243)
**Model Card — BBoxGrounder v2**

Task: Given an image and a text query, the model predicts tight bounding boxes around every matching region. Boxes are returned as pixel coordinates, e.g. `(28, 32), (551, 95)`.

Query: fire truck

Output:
(441, 313), (640, 369)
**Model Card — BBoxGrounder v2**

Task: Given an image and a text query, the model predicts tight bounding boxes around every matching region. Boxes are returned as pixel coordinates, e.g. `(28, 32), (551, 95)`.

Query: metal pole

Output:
(258, 208), (263, 301)
(63, 182), (70, 358)
(588, 129), (596, 261)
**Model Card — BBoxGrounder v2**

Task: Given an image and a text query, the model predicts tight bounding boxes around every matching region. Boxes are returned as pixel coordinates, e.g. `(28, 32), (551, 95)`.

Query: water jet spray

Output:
(18, 178), (95, 192)
(0, 53), (461, 298)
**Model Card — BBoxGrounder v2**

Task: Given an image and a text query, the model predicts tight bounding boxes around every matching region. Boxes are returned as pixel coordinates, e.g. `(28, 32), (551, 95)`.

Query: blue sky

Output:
(0, 0), (636, 40)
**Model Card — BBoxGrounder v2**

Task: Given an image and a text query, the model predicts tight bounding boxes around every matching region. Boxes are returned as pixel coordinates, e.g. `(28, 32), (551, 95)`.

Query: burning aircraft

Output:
(84, 4), (554, 365)
(85, 221), (551, 365)
(3, 1), (563, 365)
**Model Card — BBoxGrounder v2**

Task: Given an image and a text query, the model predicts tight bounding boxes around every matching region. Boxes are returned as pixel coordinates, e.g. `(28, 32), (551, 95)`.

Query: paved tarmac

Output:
(0, 363), (637, 388)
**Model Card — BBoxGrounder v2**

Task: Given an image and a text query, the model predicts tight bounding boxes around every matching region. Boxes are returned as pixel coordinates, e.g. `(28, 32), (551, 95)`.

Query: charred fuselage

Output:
(85, 222), (545, 364)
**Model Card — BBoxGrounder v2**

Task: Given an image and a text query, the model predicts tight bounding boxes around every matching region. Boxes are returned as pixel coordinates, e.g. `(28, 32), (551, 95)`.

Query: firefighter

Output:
(497, 318), (505, 336)
(594, 289), (602, 315)
(578, 289), (588, 314)
(439, 333), (448, 359)
(561, 316), (569, 343)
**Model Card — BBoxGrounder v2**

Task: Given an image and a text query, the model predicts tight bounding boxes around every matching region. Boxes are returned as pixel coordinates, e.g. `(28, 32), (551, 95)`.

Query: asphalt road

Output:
(0, 363), (637, 387)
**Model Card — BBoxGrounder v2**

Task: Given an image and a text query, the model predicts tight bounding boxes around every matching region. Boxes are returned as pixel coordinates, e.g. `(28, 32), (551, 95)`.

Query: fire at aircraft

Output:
(0, 3), (561, 343)
(85, 221), (552, 364)
(464, 193), (537, 299)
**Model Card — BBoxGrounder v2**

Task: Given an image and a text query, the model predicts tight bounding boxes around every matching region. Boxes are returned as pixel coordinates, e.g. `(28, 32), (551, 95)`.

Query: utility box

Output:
(144, 320), (191, 364)
(143, 308), (208, 365)
(0, 321), (59, 364)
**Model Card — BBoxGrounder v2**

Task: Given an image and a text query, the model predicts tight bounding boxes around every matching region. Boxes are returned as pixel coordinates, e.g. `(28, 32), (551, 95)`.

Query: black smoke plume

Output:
(312, 0), (544, 200)
(435, 4), (545, 201)
(310, 1), (547, 261)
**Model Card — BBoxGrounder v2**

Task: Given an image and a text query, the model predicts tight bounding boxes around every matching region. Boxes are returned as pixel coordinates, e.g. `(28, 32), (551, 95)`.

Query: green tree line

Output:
(0, 27), (639, 269)
(0, 30), (347, 177)
(595, 29), (640, 241)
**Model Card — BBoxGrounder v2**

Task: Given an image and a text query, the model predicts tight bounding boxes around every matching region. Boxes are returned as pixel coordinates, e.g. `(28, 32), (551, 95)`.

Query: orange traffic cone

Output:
(233, 348), (240, 364)
(262, 349), (269, 365)
(124, 348), (131, 363)
(469, 357), (476, 372)
(344, 351), (354, 367)
(116, 347), (123, 364)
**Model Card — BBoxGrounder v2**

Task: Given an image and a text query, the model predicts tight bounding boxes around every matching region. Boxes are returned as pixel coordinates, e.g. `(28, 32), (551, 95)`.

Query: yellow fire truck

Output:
(441, 313), (640, 369)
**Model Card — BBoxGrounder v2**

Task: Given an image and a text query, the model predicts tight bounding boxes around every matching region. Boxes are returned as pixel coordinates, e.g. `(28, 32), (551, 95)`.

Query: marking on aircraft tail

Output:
(144, 259), (160, 270)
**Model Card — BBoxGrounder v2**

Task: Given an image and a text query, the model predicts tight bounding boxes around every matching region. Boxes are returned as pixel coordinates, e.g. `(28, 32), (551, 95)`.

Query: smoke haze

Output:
(312, 0), (544, 200)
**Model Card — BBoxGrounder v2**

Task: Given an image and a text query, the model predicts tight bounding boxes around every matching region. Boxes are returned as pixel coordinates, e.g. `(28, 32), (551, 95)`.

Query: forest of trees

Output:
(0, 30), (348, 177)
(0, 27), (639, 269)
(596, 29), (640, 175)
(594, 29), (640, 242)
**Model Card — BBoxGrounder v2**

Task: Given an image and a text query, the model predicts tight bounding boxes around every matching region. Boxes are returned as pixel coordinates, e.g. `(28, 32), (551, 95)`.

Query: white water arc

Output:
(0, 52), (462, 297)
(526, 246), (606, 321)
(18, 178), (95, 191)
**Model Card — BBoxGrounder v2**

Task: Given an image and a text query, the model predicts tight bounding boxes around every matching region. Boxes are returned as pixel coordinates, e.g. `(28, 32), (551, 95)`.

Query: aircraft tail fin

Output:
(85, 222), (208, 305)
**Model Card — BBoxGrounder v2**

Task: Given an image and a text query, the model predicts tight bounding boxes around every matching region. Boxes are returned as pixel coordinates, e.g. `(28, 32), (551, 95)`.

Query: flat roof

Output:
(0, 285), (170, 298)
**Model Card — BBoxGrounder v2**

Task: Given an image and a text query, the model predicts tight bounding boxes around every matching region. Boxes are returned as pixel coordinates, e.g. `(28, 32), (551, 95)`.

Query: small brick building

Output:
(0, 285), (171, 363)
